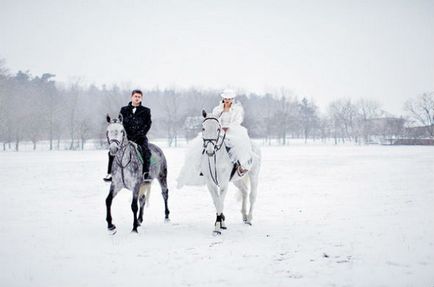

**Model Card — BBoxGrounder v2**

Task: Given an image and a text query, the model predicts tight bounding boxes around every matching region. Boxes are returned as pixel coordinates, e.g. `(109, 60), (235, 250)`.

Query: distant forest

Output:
(0, 60), (433, 151)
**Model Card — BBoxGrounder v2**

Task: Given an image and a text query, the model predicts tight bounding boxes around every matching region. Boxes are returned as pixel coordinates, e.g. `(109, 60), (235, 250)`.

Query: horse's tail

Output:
(139, 183), (152, 207)
(145, 185), (151, 207)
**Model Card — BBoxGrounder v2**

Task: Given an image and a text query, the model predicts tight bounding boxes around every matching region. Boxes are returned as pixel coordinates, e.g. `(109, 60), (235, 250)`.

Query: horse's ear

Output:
(106, 114), (111, 123)
(118, 113), (123, 123)
(202, 110), (207, 118)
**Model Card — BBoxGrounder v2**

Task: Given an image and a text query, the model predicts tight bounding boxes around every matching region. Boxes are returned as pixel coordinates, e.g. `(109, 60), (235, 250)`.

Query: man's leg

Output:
(103, 152), (115, 182)
(140, 142), (152, 181)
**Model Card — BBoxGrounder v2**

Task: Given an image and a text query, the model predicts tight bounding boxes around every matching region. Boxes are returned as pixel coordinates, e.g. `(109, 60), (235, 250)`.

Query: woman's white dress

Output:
(176, 101), (252, 188)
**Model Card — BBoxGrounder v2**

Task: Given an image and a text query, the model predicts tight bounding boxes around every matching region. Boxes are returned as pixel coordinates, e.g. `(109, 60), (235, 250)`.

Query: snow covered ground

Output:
(0, 145), (433, 287)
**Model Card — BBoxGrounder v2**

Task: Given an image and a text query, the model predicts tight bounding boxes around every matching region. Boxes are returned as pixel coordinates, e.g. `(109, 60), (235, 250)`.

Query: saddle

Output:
(129, 141), (144, 165)
(129, 141), (157, 166)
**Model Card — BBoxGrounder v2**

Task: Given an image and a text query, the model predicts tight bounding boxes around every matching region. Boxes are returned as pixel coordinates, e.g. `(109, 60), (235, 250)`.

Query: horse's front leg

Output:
(131, 184), (140, 233)
(158, 170), (170, 222)
(105, 184), (117, 233)
(207, 183), (222, 235)
(211, 184), (229, 235)
(219, 185), (229, 230)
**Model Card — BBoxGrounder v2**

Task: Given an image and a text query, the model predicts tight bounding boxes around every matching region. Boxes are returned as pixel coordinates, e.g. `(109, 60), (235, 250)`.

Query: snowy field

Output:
(0, 145), (433, 287)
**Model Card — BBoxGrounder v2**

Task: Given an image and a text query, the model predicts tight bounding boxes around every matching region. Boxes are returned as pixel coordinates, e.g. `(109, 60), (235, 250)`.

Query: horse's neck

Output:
(214, 144), (231, 166)
(116, 141), (134, 165)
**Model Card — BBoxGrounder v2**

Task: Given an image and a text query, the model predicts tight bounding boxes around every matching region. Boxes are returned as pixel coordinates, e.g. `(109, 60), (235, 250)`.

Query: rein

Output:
(107, 128), (133, 187)
(202, 117), (227, 187)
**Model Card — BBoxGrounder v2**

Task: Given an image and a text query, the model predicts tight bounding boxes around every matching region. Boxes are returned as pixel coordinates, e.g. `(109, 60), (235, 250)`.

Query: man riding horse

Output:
(104, 89), (152, 182)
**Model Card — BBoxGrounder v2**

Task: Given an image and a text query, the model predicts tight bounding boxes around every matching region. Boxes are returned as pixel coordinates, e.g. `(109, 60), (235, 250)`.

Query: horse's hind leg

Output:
(138, 183), (150, 225)
(247, 174), (259, 225)
(158, 168), (170, 222)
(131, 183), (140, 233)
(233, 179), (249, 223)
(105, 184), (117, 232)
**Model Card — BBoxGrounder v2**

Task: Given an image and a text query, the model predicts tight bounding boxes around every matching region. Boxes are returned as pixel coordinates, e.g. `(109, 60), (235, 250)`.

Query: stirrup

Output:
(237, 166), (248, 177)
(103, 174), (112, 182)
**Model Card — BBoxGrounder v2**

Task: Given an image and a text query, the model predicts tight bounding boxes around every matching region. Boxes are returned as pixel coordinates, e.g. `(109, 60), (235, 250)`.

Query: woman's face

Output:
(223, 98), (233, 106)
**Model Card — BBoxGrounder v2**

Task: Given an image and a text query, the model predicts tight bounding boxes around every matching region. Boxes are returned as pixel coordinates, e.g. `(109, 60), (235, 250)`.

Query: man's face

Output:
(131, 93), (142, 106)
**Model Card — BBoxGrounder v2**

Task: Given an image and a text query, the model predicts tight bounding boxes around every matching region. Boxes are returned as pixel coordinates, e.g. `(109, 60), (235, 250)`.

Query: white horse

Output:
(201, 110), (261, 235)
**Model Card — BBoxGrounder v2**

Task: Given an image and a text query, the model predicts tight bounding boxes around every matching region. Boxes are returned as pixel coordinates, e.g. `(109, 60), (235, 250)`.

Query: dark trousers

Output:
(107, 140), (151, 174)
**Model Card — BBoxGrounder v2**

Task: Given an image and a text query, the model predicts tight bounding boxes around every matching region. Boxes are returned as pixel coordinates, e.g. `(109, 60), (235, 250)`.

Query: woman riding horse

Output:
(212, 89), (253, 175)
(177, 89), (253, 188)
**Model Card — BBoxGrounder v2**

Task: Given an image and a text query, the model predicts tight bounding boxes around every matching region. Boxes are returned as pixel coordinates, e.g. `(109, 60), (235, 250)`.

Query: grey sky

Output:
(1, 0), (433, 114)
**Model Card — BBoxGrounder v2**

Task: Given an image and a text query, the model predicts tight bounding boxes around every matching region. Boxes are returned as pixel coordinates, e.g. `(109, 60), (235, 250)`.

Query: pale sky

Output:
(1, 0), (433, 114)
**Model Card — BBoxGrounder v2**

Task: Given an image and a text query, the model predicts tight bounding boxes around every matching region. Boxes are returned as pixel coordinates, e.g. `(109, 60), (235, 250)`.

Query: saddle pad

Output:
(129, 141), (144, 165)
(129, 141), (159, 166)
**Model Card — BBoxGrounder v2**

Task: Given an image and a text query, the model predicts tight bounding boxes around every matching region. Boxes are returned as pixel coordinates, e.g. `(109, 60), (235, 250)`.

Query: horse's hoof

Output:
(108, 224), (116, 230)
(131, 228), (138, 233)
(107, 225), (117, 235)
(220, 226), (227, 230)
(213, 230), (222, 236)
(244, 221), (252, 226)
(164, 218), (171, 223)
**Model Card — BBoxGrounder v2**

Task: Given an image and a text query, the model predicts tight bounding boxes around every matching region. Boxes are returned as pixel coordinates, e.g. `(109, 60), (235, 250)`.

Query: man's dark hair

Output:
(131, 89), (143, 96)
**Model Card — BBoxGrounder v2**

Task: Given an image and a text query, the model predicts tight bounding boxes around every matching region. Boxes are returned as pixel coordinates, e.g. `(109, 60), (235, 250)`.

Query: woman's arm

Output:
(230, 104), (244, 126)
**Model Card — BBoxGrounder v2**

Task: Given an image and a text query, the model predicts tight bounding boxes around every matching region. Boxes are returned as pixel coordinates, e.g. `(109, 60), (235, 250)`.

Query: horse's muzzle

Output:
(109, 143), (119, 156)
(205, 150), (215, 157)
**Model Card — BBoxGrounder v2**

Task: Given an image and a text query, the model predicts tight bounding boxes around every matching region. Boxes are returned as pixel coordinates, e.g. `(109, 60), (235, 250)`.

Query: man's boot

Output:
(103, 174), (112, 182)
(142, 162), (152, 182)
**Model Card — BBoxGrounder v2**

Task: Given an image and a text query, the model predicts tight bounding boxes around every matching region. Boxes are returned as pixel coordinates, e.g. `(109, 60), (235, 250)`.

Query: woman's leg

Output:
(228, 126), (253, 170)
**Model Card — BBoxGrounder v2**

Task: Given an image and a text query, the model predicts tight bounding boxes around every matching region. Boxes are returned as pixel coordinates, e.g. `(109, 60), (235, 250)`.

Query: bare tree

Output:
(299, 97), (320, 143)
(64, 83), (81, 150)
(405, 92), (434, 138)
(328, 99), (357, 143)
(159, 89), (186, 147)
(39, 73), (60, 150)
(0, 59), (11, 150)
(271, 88), (299, 145)
(355, 99), (382, 143)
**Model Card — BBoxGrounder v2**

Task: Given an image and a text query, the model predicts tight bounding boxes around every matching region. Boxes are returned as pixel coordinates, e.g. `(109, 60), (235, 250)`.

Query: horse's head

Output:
(201, 110), (223, 156)
(106, 114), (126, 155)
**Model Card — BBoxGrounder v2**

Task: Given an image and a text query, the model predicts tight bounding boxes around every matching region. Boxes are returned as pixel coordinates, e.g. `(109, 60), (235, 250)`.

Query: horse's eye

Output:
(202, 128), (205, 131)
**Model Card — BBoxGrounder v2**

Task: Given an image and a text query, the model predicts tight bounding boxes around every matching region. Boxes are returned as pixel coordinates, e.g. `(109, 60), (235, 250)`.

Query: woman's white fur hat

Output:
(220, 89), (237, 99)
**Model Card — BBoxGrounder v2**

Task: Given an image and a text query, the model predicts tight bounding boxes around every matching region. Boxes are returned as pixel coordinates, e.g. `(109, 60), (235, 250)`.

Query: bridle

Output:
(202, 117), (226, 156)
(202, 117), (227, 187)
(106, 124), (132, 187)
(106, 125), (126, 148)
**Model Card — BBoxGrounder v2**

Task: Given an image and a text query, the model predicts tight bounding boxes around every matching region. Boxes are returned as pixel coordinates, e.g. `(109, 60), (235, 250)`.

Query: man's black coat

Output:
(120, 102), (152, 145)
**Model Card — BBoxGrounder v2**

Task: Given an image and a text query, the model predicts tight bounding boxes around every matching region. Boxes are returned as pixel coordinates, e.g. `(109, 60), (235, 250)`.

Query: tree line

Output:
(0, 61), (433, 151)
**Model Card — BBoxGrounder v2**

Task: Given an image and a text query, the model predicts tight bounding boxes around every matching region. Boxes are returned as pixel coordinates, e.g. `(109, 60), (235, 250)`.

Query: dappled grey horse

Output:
(201, 110), (261, 235)
(105, 114), (170, 233)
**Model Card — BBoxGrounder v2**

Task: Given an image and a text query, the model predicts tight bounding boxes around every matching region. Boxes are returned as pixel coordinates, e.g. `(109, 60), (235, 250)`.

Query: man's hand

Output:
(222, 127), (229, 132)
